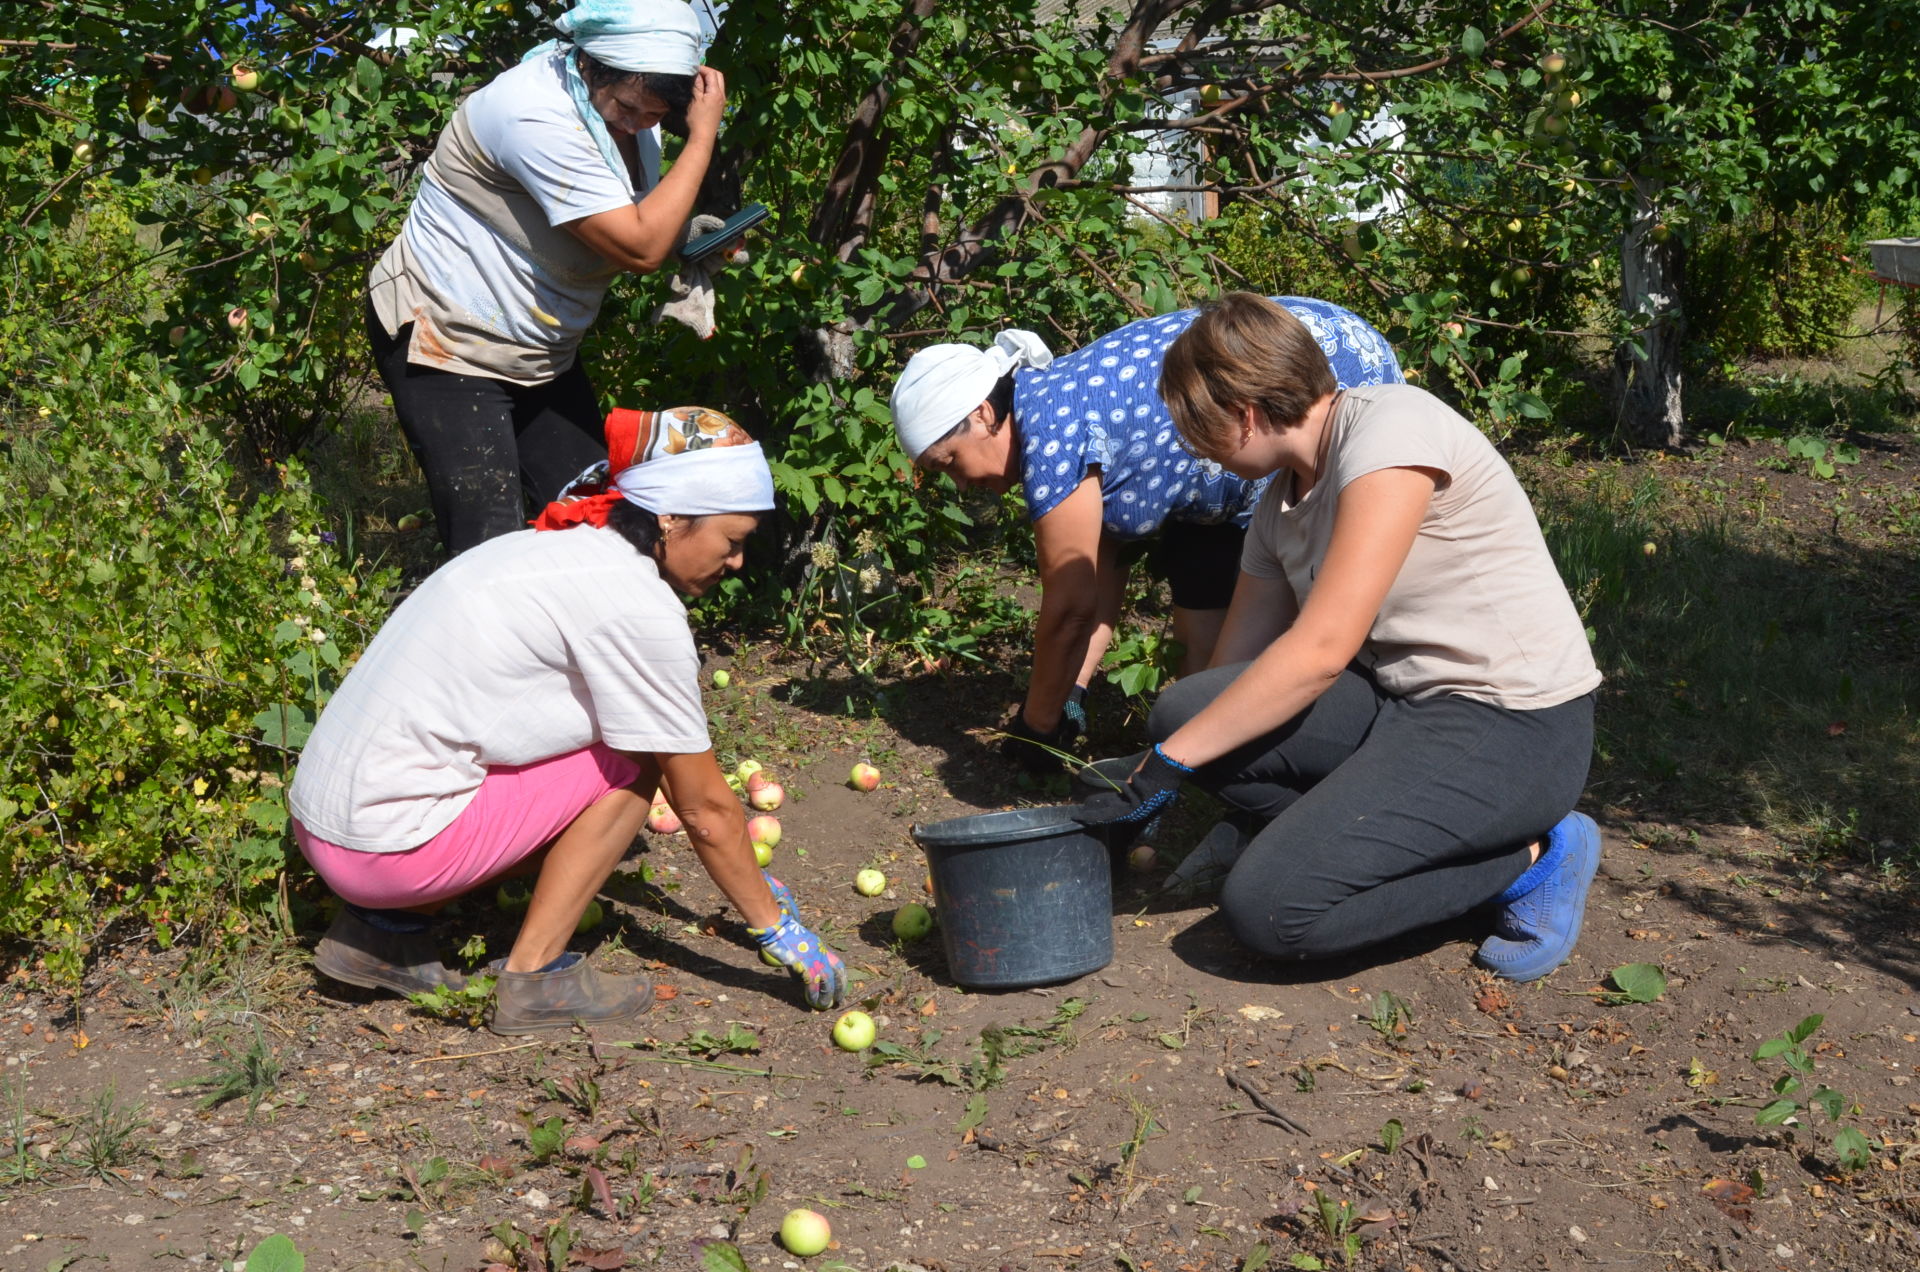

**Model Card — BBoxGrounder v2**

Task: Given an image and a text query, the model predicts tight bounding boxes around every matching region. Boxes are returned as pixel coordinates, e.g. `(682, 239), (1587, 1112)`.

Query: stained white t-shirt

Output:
(367, 49), (661, 385)
(1242, 384), (1601, 709)
(289, 527), (708, 852)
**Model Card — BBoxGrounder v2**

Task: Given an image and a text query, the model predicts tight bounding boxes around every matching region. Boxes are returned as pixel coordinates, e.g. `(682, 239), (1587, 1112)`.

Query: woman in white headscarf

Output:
(367, 0), (733, 557)
(289, 408), (848, 1034)
(890, 300), (1402, 769)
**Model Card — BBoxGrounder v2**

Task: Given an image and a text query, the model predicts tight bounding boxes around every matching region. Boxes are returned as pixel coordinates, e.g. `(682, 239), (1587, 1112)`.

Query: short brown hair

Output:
(1159, 292), (1338, 458)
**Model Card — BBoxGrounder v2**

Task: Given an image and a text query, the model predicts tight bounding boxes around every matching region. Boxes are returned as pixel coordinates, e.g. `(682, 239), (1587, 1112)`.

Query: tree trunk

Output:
(1613, 182), (1687, 448)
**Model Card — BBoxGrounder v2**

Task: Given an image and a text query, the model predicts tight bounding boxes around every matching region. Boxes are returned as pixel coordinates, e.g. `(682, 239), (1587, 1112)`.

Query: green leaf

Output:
(1461, 26), (1486, 58)
(1755, 1098), (1800, 1126)
(1808, 1087), (1845, 1121)
(1753, 1038), (1793, 1061)
(1832, 1126), (1874, 1171)
(956, 1094), (988, 1136)
(906, 1154), (927, 1169)
(1380, 1118), (1404, 1153)
(1328, 111), (1354, 144)
(1788, 1014), (1825, 1044)
(1239, 1242), (1271, 1272)
(244, 1234), (305, 1272)
(699, 1241), (752, 1272)
(1286, 1257), (1323, 1272)
(1608, 963), (1667, 1003)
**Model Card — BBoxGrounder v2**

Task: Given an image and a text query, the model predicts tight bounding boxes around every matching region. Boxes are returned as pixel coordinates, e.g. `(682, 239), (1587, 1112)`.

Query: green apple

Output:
(848, 762), (880, 791)
(496, 884), (530, 914)
(711, 669), (731, 688)
(832, 1010), (876, 1052)
(754, 840), (774, 868)
(761, 946), (784, 967)
(854, 869), (886, 897)
(230, 65), (260, 93)
(576, 899), (604, 933)
(1540, 52), (1568, 76)
(779, 1207), (832, 1256)
(736, 759), (763, 781)
(891, 902), (933, 942)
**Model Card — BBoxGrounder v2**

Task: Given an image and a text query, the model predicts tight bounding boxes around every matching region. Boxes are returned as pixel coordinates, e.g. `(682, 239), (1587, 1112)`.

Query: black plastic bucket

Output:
(909, 805), (1113, 989)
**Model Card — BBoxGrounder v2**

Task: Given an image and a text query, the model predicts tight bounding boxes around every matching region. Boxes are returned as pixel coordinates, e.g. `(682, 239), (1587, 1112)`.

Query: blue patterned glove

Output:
(1071, 744), (1192, 826)
(763, 872), (800, 922)
(748, 914), (847, 1010)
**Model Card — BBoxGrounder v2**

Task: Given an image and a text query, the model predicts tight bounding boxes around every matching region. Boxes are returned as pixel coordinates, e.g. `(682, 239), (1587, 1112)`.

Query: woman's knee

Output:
(1219, 879), (1316, 960)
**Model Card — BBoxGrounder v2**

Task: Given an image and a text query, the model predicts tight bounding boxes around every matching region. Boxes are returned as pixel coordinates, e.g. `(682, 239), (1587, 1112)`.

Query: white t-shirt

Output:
(1242, 384), (1601, 709)
(289, 527), (708, 852)
(367, 49), (662, 385)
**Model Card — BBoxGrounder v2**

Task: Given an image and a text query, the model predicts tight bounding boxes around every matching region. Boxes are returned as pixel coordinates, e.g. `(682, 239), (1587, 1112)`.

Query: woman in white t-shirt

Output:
(366, 1), (731, 556)
(289, 408), (846, 1034)
(1074, 293), (1604, 983)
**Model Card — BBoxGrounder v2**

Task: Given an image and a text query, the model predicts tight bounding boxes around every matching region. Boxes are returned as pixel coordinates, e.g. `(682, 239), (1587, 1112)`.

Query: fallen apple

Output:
(746, 814), (781, 848)
(645, 802), (681, 834)
(848, 762), (880, 792)
(1642, 541), (1657, 557)
(711, 669), (730, 688)
(761, 946), (784, 967)
(395, 513), (425, 533)
(832, 1010), (876, 1052)
(854, 869), (886, 897)
(576, 898), (604, 933)
(891, 902), (933, 942)
(496, 884), (530, 914)
(725, 771), (744, 794)
(1127, 845), (1157, 872)
(753, 840), (773, 868)
(779, 1207), (832, 1256)
(736, 758), (763, 782)
(749, 781), (784, 812)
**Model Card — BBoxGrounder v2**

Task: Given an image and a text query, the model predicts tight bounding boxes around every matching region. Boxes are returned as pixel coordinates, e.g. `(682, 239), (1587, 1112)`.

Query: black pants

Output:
(367, 301), (608, 556)
(1151, 664), (1595, 961)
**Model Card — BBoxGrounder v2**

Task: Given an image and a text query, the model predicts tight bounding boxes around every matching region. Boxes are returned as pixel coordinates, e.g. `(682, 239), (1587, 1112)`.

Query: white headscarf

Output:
(890, 330), (1054, 461)
(524, 1), (706, 183)
(616, 445), (774, 515)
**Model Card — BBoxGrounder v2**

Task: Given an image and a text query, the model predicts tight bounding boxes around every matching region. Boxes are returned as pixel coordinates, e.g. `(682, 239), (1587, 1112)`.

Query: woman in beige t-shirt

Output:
(1074, 293), (1602, 983)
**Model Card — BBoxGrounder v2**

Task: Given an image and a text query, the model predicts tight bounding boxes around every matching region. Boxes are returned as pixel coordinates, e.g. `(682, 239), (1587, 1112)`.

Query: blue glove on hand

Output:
(749, 913), (847, 1010)
(763, 872), (800, 922)
(1071, 744), (1192, 826)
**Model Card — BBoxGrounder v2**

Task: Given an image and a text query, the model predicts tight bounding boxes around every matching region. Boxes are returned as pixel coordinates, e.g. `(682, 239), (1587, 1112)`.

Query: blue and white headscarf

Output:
(523, 0), (705, 184)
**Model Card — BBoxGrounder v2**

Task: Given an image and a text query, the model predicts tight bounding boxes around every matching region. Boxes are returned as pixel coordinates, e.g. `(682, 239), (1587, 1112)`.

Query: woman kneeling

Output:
(289, 408), (844, 1032)
(1074, 294), (1602, 982)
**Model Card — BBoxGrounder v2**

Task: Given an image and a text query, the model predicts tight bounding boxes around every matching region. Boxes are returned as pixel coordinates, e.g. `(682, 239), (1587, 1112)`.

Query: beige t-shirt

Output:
(367, 49), (660, 385)
(1242, 384), (1601, 709)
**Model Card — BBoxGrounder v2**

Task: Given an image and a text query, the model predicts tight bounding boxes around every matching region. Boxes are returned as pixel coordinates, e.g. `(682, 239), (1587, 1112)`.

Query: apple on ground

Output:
(736, 759), (763, 782)
(576, 898), (604, 933)
(753, 840), (773, 868)
(892, 902), (934, 942)
(746, 814), (781, 847)
(854, 868), (886, 897)
(761, 946), (784, 967)
(832, 1010), (876, 1052)
(848, 762), (880, 792)
(496, 884), (530, 914)
(779, 1208), (832, 1256)
(748, 780), (784, 812)
(711, 669), (730, 689)
(1127, 845), (1157, 872)
(645, 801), (681, 834)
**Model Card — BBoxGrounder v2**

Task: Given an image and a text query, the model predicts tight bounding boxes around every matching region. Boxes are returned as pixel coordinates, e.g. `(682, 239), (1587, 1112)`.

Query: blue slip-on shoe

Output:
(1474, 811), (1602, 983)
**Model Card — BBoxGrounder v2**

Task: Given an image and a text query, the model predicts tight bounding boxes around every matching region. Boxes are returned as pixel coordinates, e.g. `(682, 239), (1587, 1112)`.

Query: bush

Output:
(1687, 204), (1864, 360)
(0, 340), (389, 983)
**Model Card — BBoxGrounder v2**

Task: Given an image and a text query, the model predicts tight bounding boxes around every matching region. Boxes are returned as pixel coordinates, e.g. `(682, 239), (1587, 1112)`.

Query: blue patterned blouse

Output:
(1012, 297), (1402, 536)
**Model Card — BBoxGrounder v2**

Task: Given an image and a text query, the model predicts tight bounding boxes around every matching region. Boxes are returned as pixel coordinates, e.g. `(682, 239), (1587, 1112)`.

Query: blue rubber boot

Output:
(1474, 812), (1602, 982)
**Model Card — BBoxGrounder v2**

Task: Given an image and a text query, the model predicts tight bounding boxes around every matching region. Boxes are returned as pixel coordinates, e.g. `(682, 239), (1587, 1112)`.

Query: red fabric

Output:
(532, 407), (657, 530)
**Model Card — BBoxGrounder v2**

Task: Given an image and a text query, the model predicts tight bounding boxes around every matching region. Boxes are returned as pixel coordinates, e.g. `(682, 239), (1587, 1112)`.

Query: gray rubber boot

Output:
(489, 958), (654, 1036)
(1167, 818), (1254, 895)
(314, 907), (466, 997)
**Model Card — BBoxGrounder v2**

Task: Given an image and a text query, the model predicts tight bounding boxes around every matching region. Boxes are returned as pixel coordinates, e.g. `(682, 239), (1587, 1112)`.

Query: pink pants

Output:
(295, 743), (644, 909)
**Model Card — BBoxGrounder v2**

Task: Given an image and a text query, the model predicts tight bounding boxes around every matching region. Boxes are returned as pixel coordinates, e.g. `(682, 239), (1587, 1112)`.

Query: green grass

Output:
(1533, 465), (1919, 864)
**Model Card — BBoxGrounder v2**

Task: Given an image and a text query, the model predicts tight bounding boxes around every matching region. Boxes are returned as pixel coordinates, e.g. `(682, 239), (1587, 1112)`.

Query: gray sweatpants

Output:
(1150, 663), (1595, 961)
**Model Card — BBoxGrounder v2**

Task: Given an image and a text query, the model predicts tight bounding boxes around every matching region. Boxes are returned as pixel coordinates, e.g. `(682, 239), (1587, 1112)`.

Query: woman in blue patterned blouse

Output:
(890, 298), (1402, 765)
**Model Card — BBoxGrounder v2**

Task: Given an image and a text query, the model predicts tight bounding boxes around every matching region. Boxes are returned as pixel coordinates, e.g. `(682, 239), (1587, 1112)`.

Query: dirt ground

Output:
(5, 435), (1919, 1272)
